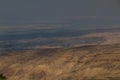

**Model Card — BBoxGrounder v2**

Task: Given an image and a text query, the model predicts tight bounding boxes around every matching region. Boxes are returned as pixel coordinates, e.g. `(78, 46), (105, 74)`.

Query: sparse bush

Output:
(107, 77), (120, 80)
(0, 74), (6, 80)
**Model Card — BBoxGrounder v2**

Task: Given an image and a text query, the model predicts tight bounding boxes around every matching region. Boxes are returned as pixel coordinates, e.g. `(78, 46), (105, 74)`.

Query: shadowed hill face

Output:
(0, 44), (120, 80)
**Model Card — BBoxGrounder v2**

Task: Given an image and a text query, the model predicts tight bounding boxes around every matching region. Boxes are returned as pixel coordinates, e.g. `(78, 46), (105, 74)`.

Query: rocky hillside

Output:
(0, 44), (120, 80)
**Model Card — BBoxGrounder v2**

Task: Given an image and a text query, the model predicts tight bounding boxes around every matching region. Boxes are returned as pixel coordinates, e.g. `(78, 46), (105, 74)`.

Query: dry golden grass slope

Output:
(0, 44), (120, 80)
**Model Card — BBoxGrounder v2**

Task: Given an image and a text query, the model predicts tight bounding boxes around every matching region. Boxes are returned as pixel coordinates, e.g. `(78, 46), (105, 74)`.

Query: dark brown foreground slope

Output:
(0, 44), (120, 80)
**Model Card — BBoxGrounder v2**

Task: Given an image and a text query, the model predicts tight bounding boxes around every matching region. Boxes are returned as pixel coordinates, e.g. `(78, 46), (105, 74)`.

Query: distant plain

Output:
(0, 24), (120, 54)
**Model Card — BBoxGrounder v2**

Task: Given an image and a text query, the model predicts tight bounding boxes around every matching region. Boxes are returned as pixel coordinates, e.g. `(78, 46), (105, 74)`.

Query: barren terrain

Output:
(0, 44), (120, 80)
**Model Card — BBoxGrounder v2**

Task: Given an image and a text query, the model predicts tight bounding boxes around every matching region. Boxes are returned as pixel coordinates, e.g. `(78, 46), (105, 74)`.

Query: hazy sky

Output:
(0, 0), (120, 25)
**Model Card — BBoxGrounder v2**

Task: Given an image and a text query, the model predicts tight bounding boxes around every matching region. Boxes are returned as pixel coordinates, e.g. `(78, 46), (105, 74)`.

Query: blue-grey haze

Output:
(0, 0), (120, 54)
(0, 0), (120, 25)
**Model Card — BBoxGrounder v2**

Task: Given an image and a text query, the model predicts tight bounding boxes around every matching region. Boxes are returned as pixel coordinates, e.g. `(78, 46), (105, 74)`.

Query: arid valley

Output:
(0, 43), (120, 80)
(1, 0), (120, 80)
(0, 25), (120, 80)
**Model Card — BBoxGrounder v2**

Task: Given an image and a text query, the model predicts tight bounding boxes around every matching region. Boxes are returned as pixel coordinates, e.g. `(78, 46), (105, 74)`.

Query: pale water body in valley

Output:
(0, 24), (120, 54)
